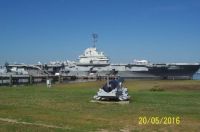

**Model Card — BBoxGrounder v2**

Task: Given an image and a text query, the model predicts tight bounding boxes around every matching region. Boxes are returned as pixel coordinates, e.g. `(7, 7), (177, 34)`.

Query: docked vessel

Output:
(62, 34), (200, 79)
(63, 47), (200, 79)
(3, 34), (200, 80)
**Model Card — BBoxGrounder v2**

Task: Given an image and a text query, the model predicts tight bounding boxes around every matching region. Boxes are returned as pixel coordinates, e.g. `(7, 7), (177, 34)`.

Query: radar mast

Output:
(92, 33), (98, 48)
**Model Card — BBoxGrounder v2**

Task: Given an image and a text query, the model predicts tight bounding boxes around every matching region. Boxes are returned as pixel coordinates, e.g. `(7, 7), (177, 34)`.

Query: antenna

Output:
(92, 33), (98, 48)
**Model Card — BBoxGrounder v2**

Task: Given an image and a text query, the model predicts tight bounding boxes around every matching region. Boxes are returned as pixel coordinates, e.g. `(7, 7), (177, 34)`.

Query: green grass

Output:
(0, 80), (200, 131)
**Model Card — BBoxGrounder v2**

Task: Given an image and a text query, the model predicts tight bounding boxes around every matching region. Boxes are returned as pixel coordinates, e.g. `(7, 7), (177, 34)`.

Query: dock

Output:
(0, 74), (113, 86)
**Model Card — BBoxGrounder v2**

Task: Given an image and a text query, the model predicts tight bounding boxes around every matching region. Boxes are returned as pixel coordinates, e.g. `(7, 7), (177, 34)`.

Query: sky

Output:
(0, 0), (200, 64)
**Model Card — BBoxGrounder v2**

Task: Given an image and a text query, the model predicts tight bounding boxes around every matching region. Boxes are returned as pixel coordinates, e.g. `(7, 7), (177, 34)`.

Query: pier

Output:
(0, 75), (112, 86)
(0, 75), (71, 86)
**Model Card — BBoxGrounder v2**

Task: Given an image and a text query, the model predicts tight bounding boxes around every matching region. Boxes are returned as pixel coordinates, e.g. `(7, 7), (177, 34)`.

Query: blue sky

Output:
(0, 0), (200, 64)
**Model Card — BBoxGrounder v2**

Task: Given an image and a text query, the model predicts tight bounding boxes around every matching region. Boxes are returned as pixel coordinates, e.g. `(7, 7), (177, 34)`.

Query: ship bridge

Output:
(78, 47), (109, 65)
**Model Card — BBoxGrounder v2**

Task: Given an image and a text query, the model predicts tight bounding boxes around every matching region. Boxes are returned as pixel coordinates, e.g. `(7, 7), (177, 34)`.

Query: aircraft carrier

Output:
(61, 46), (200, 80)
(49, 34), (199, 80)
(1, 34), (200, 80)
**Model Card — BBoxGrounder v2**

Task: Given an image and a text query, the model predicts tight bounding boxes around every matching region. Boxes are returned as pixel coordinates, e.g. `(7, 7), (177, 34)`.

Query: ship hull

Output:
(65, 64), (200, 80)
(117, 71), (160, 79)
(147, 64), (200, 79)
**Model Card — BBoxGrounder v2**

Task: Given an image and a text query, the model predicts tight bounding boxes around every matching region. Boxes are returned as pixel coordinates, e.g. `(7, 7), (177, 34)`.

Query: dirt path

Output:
(0, 117), (70, 130)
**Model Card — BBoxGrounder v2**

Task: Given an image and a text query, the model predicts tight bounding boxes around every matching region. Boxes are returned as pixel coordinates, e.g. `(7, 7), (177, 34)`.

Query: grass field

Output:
(0, 80), (200, 132)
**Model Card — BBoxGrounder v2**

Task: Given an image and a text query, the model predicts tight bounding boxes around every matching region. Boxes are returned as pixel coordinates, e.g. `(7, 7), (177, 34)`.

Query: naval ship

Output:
(54, 34), (199, 80)
(2, 34), (200, 80)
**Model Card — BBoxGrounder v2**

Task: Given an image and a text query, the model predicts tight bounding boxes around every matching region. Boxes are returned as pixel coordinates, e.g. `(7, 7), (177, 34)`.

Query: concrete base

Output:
(90, 100), (130, 104)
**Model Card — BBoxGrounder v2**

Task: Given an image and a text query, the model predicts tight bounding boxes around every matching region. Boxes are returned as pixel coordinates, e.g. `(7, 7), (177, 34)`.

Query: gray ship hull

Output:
(65, 63), (200, 80)
(117, 71), (160, 79)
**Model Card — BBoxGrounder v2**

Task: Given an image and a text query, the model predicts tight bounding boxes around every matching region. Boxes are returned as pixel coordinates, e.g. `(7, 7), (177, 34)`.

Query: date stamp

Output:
(138, 116), (180, 125)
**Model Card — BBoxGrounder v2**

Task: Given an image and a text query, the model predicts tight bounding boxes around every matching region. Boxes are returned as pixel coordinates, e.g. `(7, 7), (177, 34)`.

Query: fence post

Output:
(30, 75), (33, 85)
(58, 75), (62, 83)
(9, 75), (12, 86)
(0, 77), (2, 86)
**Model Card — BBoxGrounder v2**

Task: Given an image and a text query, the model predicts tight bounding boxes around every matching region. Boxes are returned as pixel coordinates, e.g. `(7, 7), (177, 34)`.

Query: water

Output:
(193, 73), (200, 80)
